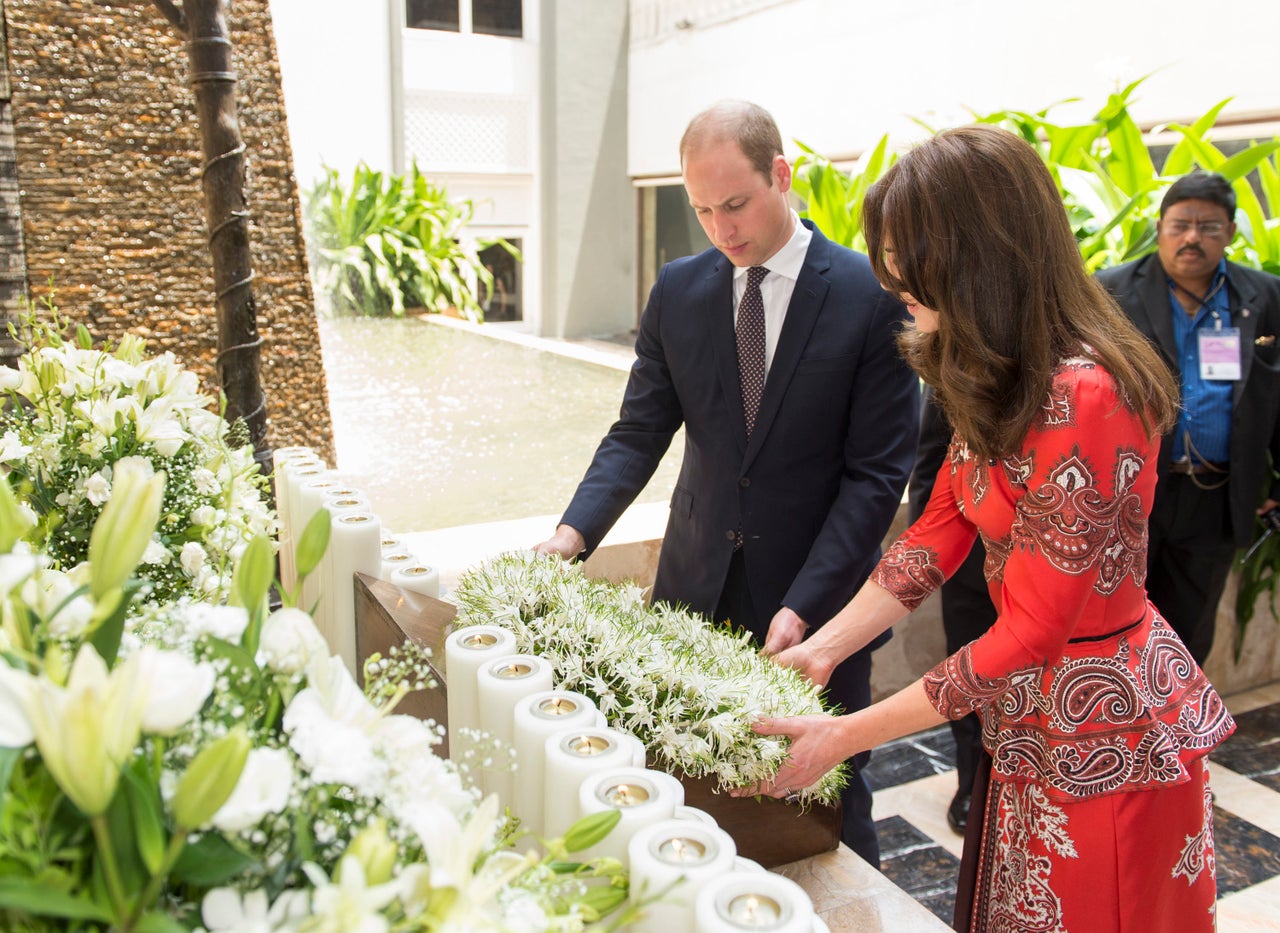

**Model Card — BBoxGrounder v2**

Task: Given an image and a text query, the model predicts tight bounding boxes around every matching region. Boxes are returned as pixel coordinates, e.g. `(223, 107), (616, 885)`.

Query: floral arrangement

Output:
(0, 468), (626, 932)
(0, 310), (274, 608)
(451, 551), (849, 807)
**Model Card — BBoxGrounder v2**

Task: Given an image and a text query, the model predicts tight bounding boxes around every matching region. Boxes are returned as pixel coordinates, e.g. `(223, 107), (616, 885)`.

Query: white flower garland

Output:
(452, 551), (848, 806)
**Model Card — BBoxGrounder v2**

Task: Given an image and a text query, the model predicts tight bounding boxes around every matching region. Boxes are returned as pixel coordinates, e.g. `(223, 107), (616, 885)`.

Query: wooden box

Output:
(353, 573), (841, 867)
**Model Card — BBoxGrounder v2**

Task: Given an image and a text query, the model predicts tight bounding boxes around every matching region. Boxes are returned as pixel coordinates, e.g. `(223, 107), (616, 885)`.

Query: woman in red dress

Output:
(739, 126), (1235, 932)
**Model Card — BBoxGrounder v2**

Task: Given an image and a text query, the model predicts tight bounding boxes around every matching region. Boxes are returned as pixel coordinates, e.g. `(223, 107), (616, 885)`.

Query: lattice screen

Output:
(403, 90), (532, 173)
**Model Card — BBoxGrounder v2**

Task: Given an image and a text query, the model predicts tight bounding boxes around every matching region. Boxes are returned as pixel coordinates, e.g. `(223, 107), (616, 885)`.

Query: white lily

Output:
(211, 746), (294, 833)
(201, 885), (310, 933)
(257, 608), (332, 675)
(135, 646), (216, 736)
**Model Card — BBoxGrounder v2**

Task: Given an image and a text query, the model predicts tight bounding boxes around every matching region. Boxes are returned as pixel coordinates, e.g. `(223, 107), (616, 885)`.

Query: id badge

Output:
(1199, 327), (1242, 380)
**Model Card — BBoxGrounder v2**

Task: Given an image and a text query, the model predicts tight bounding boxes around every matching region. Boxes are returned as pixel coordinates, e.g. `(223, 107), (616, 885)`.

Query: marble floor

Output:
(866, 681), (1280, 931)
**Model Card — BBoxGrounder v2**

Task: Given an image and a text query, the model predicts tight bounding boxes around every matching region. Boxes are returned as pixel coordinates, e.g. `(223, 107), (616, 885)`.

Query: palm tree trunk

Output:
(153, 0), (271, 473)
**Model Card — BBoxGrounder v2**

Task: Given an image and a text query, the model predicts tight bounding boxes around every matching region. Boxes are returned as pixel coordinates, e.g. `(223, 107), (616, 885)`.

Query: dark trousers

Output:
(715, 549), (880, 867)
(940, 540), (997, 795)
(1145, 475), (1235, 665)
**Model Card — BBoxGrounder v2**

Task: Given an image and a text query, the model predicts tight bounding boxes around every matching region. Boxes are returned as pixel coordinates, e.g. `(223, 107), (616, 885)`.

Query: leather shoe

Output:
(947, 790), (971, 834)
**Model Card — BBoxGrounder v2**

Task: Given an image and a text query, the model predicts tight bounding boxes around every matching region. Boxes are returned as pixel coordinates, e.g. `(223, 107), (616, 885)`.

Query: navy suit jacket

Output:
(563, 222), (919, 633)
(1097, 253), (1280, 547)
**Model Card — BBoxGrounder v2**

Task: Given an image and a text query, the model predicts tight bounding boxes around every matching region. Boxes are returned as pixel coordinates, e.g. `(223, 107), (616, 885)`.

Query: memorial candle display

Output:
(476, 654), (554, 803)
(443, 626), (518, 773)
(512, 690), (601, 838)
(576, 767), (684, 868)
(628, 819), (738, 933)
(542, 728), (639, 840)
(693, 871), (814, 933)
(295, 475), (341, 612)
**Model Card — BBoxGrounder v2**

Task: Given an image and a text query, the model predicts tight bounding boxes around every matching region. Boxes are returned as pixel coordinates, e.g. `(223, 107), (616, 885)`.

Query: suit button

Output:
(725, 530), (736, 541)
(740, 477), (751, 487)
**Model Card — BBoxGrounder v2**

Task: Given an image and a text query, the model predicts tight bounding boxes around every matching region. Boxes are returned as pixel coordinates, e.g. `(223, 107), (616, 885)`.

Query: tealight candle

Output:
(390, 563), (441, 602)
(512, 690), (601, 839)
(542, 727), (640, 841)
(693, 872), (814, 933)
(577, 767), (683, 868)
(443, 626), (517, 771)
(629, 819), (737, 933)
(476, 654), (554, 804)
(379, 550), (414, 581)
(674, 805), (718, 826)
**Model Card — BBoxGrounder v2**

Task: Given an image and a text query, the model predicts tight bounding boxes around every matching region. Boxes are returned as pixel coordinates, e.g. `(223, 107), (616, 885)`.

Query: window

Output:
(407, 0), (459, 31)
(472, 0), (522, 37)
(479, 239), (522, 322)
(406, 1), (522, 38)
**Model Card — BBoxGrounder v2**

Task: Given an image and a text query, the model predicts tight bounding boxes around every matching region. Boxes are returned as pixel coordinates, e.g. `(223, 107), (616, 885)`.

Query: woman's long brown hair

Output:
(863, 125), (1178, 460)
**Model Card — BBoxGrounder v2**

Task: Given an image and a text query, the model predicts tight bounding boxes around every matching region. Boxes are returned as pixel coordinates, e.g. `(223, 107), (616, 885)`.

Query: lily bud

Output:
(173, 728), (251, 829)
(88, 457), (166, 602)
(343, 819), (399, 887)
(0, 478), (34, 552)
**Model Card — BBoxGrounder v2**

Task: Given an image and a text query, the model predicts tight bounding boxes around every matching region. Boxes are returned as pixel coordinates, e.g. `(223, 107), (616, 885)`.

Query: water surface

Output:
(318, 317), (684, 532)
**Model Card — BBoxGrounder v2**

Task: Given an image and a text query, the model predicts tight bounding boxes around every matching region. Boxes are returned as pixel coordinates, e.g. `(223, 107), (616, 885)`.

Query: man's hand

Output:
(762, 606), (808, 656)
(531, 524), (586, 560)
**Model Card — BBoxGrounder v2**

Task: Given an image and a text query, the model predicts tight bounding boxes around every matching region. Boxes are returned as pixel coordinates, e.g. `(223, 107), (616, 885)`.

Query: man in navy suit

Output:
(535, 101), (918, 864)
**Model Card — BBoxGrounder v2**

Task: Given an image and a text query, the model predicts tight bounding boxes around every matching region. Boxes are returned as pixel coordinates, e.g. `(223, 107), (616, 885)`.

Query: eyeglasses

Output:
(1162, 219), (1230, 238)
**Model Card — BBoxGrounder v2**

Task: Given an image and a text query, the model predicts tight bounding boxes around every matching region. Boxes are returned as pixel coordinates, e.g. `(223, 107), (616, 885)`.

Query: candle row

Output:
(273, 447), (441, 675)
(442, 625), (825, 933)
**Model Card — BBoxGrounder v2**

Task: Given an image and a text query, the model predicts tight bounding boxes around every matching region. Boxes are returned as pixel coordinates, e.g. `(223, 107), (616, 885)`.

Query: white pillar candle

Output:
(511, 690), (602, 839)
(542, 727), (640, 841)
(390, 564), (442, 609)
(674, 805), (718, 827)
(323, 491), (371, 516)
(320, 511), (381, 675)
(443, 626), (518, 778)
(693, 872), (814, 933)
(576, 767), (684, 868)
(380, 533), (403, 554)
(476, 654), (554, 805)
(628, 818), (737, 933)
(379, 550), (414, 582)
(811, 917), (830, 933)
(276, 456), (325, 593)
(617, 730), (648, 768)
(732, 857), (767, 874)
(293, 474), (341, 609)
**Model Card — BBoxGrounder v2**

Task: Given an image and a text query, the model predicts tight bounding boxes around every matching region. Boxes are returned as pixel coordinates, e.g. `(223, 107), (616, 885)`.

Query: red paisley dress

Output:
(871, 357), (1235, 933)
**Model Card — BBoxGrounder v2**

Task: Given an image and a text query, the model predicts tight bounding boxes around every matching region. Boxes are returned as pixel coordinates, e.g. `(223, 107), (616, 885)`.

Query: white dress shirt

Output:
(731, 211), (813, 375)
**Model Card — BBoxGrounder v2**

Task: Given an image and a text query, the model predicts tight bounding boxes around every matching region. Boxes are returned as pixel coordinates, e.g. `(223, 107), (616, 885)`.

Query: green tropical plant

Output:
(792, 78), (1280, 654)
(303, 162), (518, 321)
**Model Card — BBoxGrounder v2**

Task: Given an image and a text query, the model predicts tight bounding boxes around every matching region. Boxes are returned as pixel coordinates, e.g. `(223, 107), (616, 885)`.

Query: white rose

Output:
(84, 471), (112, 507)
(135, 648), (216, 736)
(0, 367), (21, 391)
(141, 538), (170, 566)
(211, 747), (294, 833)
(180, 542), (207, 575)
(256, 608), (329, 675)
(0, 429), (30, 463)
(191, 505), (217, 527)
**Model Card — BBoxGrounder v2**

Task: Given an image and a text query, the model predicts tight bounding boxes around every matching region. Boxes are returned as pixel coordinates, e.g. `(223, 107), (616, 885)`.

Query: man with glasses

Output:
(1098, 170), (1280, 664)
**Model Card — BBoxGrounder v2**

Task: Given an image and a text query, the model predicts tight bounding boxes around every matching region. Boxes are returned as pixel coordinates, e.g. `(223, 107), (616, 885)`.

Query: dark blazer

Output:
(1097, 253), (1280, 546)
(563, 222), (919, 630)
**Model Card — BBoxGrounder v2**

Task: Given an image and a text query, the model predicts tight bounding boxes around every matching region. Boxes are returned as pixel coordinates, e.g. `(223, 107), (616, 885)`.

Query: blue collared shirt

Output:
(1169, 259), (1232, 464)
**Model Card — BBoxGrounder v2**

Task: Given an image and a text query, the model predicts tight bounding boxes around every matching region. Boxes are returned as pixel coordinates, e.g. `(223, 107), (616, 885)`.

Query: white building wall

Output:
(268, 0), (396, 190)
(628, 0), (1280, 178)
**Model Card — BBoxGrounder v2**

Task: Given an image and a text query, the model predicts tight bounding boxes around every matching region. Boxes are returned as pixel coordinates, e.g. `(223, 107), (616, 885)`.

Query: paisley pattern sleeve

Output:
(871, 435), (980, 611)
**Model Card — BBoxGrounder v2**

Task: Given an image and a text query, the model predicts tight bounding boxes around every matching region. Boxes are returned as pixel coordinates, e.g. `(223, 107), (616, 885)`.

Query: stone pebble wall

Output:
(4, 0), (334, 464)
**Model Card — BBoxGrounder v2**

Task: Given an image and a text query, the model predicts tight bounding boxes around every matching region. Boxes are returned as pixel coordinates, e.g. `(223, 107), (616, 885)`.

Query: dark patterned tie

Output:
(736, 265), (768, 438)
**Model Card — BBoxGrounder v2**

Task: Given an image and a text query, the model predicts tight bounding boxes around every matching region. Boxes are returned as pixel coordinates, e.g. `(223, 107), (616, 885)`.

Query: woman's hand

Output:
(729, 713), (855, 799)
(769, 642), (835, 688)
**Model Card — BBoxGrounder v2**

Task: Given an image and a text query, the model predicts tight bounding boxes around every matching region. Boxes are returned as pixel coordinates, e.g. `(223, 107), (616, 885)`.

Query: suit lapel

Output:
(742, 228), (831, 469)
(1135, 254), (1178, 365)
(1228, 262), (1261, 407)
(707, 258), (748, 455)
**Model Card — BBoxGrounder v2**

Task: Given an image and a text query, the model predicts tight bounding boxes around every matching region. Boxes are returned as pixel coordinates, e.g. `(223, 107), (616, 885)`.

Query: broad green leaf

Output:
(295, 508), (332, 580)
(133, 913), (191, 933)
(1161, 98), (1233, 175)
(123, 763), (167, 876)
(0, 877), (112, 921)
(171, 832), (259, 886)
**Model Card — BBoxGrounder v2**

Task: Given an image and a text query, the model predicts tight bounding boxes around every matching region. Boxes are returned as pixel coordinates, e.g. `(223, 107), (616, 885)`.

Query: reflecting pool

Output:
(317, 317), (684, 533)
